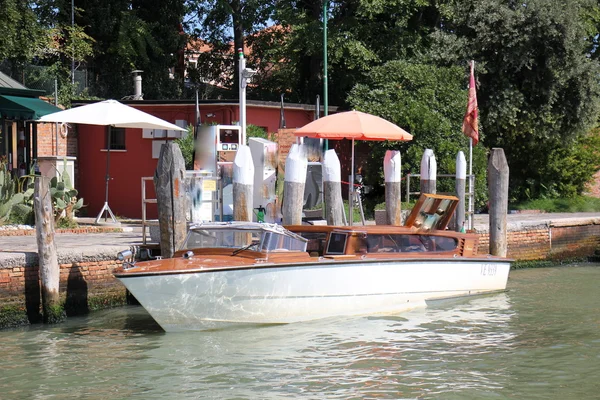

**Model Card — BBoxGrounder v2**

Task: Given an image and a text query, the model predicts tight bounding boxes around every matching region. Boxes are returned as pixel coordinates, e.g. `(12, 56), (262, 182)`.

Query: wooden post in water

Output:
(455, 151), (467, 232)
(420, 149), (437, 194)
(384, 150), (402, 225)
(154, 141), (188, 259)
(488, 148), (509, 257)
(233, 145), (254, 222)
(34, 176), (63, 323)
(323, 149), (344, 225)
(282, 143), (307, 225)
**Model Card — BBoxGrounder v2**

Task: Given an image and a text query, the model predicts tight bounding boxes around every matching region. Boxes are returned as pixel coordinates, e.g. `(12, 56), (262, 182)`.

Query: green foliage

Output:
(510, 196), (600, 213)
(426, 0), (600, 201)
(87, 291), (128, 311)
(0, 162), (29, 224)
(0, 0), (47, 67)
(10, 203), (34, 225)
(174, 125), (195, 170)
(348, 60), (489, 213)
(22, 0), (185, 101)
(185, 0), (275, 95)
(175, 124), (268, 170)
(55, 216), (79, 229)
(246, 124), (268, 142)
(44, 304), (66, 324)
(50, 161), (84, 223)
(0, 305), (29, 329)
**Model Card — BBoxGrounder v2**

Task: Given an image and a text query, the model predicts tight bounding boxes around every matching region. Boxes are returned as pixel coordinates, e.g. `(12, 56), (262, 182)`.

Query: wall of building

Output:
(75, 103), (315, 219)
(36, 122), (76, 158)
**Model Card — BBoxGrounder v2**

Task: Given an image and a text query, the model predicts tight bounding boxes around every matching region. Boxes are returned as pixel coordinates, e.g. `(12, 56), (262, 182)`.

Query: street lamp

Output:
(238, 48), (256, 146)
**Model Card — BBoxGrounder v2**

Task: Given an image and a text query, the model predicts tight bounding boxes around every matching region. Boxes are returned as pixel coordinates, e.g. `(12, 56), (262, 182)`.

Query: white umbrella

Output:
(39, 100), (187, 224)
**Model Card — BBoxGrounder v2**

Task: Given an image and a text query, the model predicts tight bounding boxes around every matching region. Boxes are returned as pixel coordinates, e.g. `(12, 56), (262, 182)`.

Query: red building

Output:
(75, 99), (322, 219)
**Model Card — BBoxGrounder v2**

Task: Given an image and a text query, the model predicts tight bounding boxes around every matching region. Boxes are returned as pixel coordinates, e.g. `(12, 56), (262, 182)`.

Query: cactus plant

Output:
(0, 158), (84, 225)
(50, 159), (84, 221)
(0, 162), (21, 223)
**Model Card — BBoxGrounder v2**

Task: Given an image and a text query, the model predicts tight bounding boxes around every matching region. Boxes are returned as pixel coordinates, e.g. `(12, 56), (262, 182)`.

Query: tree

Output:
(0, 0), (48, 77)
(184, 0), (275, 96)
(425, 0), (600, 199)
(74, 0), (185, 100)
(248, 0), (443, 104)
(347, 60), (488, 211)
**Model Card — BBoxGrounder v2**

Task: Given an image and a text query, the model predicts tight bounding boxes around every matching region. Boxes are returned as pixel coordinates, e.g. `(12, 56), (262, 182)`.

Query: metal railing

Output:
(141, 177), (158, 245)
(141, 172), (223, 245)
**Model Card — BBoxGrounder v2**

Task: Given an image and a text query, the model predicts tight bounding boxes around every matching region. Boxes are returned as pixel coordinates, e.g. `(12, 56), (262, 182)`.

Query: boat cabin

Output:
(172, 222), (312, 263)
(286, 193), (478, 258)
(163, 193), (478, 266)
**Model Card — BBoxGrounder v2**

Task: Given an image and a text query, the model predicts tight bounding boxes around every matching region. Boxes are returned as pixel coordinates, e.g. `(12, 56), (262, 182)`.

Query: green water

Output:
(1, 264), (599, 399)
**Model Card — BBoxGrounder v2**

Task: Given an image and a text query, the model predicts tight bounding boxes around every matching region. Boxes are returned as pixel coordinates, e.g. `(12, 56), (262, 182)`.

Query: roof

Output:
(0, 71), (27, 90)
(72, 98), (339, 113)
(0, 71), (45, 97)
(0, 94), (62, 120)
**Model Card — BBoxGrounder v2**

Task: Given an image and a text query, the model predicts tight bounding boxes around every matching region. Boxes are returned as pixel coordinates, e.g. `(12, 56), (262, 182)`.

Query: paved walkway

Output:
(1, 212), (598, 267)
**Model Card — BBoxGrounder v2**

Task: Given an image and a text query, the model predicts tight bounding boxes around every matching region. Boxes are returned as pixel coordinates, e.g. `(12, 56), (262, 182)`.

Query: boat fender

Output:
(59, 122), (69, 138)
(183, 251), (194, 259)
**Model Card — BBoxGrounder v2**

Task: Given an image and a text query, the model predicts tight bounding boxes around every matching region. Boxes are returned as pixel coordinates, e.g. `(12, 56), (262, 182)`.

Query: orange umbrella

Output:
(295, 111), (412, 224)
(294, 110), (413, 141)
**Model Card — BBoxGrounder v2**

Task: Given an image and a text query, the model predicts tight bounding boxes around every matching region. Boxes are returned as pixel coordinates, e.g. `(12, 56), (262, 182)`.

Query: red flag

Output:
(462, 60), (479, 146)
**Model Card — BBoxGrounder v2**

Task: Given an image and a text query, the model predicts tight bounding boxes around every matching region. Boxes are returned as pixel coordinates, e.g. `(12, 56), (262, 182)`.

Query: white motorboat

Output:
(113, 194), (511, 332)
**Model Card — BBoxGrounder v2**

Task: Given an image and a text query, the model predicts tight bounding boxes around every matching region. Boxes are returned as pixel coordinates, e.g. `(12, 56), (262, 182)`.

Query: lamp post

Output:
(323, 0), (329, 151)
(238, 48), (256, 146)
(71, 0), (75, 85)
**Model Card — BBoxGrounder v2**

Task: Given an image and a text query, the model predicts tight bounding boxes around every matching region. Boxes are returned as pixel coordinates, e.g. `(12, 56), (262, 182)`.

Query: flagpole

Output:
(469, 136), (473, 230)
(467, 59), (476, 231)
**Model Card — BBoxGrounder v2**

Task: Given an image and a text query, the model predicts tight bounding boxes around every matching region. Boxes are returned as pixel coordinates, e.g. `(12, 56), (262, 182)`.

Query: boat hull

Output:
(117, 257), (511, 332)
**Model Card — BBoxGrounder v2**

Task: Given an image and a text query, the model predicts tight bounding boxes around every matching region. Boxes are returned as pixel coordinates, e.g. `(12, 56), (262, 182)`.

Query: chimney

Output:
(132, 70), (143, 100)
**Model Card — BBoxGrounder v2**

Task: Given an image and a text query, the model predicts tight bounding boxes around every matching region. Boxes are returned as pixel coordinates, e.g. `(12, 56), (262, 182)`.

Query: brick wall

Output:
(273, 128), (297, 165)
(37, 122), (77, 158)
(477, 223), (600, 261)
(0, 258), (127, 325)
(36, 122), (79, 185)
(550, 224), (600, 259)
(1, 221), (597, 328)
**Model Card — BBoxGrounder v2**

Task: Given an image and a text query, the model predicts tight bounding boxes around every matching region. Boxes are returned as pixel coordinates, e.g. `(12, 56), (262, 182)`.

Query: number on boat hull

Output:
(481, 264), (497, 276)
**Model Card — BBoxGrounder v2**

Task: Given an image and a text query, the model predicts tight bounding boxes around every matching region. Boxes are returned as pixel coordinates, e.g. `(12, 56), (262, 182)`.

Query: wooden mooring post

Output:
(323, 149), (344, 225)
(384, 150), (402, 225)
(233, 145), (254, 222)
(488, 148), (509, 257)
(420, 149), (437, 194)
(34, 176), (64, 323)
(154, 141), (188, 258)
(455, 151), (467, 232)
(282, 143), (307, 225)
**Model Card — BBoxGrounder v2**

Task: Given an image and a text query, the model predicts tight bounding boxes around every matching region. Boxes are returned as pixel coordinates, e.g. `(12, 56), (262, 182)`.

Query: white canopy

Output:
(38, 99), (186, 131)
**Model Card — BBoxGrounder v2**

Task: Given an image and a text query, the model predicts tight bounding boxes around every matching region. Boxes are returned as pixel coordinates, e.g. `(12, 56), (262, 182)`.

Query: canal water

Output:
(1, 264), (599, 399)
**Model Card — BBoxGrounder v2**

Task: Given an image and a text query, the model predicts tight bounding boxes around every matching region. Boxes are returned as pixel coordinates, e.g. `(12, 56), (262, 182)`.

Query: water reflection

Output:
(1, 265), (599, 399)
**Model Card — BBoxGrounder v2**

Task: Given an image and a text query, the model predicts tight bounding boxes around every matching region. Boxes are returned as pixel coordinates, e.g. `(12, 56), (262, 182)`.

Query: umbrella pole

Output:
(95, 126), (117, 224)
(349, 138), (355, 226)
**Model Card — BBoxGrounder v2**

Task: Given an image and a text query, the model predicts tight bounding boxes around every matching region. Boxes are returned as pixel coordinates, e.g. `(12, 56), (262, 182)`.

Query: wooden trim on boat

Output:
(114, 253), (512, 278)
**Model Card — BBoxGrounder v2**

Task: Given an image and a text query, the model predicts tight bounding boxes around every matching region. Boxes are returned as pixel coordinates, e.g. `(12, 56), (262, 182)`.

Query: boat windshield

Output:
(182, 227), (307, 253)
